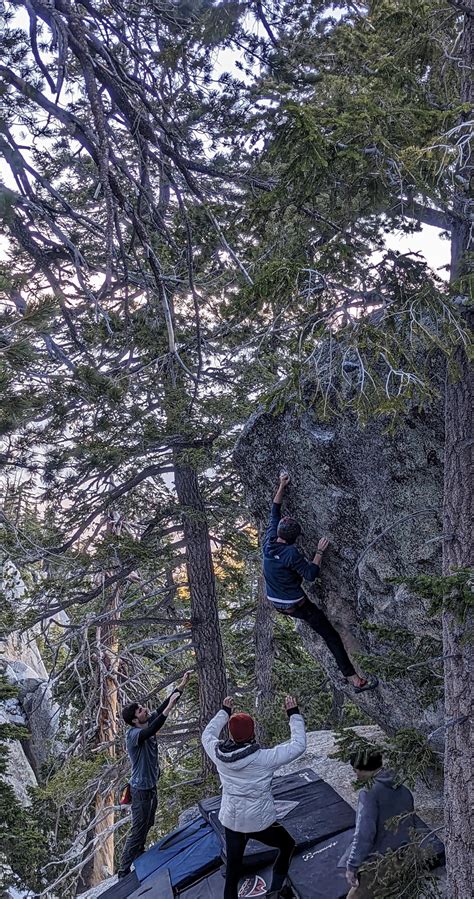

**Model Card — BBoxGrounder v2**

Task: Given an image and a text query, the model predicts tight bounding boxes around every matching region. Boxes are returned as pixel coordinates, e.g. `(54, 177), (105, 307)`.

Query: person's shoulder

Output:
(126, 726), (140, 747)
(285, 544), (302, 559)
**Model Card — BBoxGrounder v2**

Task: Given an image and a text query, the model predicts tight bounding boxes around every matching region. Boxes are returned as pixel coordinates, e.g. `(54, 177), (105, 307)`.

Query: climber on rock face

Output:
(117, 670), (192, 879)
(263, 473), (378, 693)
(202, 694), (306, 899)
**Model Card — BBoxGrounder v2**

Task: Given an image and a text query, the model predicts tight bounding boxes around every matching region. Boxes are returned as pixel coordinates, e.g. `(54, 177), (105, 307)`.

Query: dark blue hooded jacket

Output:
(262, 502), (320, 603)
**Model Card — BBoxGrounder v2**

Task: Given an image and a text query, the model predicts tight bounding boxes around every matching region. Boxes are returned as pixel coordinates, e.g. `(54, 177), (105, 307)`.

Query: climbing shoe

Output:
(353, 674), (379, 693)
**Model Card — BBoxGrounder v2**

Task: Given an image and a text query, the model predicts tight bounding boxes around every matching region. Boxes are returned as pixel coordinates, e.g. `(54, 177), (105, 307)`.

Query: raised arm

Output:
(137, 691), (181, 744)
(346, 788), (378, 872)
(149, 670), (192, 721)
(140, 671), (193, 744)
(201, 698), (233, 760)
(290, 537), (329, 582)
(258, 696), (306, 769)
(273, 472), (290, 505)
(263, 474), (290, 547)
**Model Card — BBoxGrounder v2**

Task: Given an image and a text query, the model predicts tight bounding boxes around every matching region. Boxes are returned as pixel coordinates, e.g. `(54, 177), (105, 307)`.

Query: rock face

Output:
(234, 405), (444, 737)
(1, 632), (60, 775)
(0, 702), (37, 805)
(1, 562), (60, 777)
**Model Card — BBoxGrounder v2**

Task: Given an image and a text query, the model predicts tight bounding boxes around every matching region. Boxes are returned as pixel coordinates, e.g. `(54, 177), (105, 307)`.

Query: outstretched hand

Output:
(177, 670), (193, 691)
(284, 695), (298, 711)
(223, 696), (234, 710)
(279, 472), (290, 487)
(165, 692), (181, 715)
(317, 537), (329, 553)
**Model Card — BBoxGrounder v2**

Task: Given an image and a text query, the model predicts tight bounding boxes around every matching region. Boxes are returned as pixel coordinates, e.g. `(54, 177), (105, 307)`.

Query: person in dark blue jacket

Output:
(263, 473), (377, 692)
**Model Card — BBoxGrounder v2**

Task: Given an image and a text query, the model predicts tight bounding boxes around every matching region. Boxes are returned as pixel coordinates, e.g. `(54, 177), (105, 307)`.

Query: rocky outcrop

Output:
(234, 405), (444, 738)
(1, 561), (60, 778)
(4, 647), (59, 773)
(0, 701), (37, 805)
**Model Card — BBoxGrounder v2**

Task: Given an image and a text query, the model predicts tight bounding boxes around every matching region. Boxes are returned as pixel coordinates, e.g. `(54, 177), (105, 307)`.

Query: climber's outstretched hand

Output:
(284, 695), (298, 712)
(223, 696), (234, 711)
(317, 537), (330, 553)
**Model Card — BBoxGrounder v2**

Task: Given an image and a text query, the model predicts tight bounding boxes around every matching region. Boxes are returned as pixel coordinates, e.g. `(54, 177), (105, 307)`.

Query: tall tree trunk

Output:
(443, 9), (473, 898)
(173, 453), (227, 745)
(255, 571), (275, 741)
(90, 582), (121, 885)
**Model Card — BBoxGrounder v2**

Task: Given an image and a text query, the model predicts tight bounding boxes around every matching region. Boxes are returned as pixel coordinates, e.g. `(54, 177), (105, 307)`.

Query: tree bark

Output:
(90, 582), (121, 885)
(442, 9), (473, 898)
(254, 571), (275, 741)
(173, 453), (227, 742)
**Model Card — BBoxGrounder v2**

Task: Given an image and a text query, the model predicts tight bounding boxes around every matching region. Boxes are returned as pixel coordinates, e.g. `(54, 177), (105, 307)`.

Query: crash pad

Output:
(128, 868), (173, 898)
(134, 816), (221, 888)
(177, 866), (274, 898)
(289, 829), (355, 899)
(99, 871), (140, 899)
(412, 815), (445, 863)
(198, 768), (356, 869)
(289, 816), (445, 899)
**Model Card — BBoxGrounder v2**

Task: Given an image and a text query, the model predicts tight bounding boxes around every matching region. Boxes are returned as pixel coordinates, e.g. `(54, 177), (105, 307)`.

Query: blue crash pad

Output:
(134, 816), (221, 889)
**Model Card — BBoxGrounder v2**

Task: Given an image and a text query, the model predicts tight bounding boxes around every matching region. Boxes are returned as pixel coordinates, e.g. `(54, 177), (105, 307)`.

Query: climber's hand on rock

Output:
(279, 472), (290, 487)
(346, 870), (359, 888)
(223, 696), (234, 710)
(317, 537), (329, 553)
(285, 695), (298, 711)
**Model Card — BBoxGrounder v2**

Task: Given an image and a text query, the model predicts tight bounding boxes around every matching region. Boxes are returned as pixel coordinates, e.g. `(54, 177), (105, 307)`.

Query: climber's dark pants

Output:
(224, 822), (295, 899)
(118, 787), (157, 878)
(272, 595), (356, 677)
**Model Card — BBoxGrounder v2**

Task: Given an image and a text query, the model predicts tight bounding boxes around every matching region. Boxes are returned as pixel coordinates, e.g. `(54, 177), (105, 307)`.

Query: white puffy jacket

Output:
(201, 708), (306, 833)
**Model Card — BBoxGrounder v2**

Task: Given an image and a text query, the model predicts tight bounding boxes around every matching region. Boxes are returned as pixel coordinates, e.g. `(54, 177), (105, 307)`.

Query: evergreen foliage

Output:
(0, 0), (471, 894)
(332, 726), (442, 789)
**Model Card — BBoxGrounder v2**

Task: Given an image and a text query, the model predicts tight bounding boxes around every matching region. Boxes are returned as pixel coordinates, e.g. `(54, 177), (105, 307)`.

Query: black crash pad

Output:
(289, 816), (445, 899)
(176, 817), (445, 899)
(128, 868), (173, 899)
(99, 871), (140, 899)
(412, 815), (445, 864)
(177, 866), (274, 898)
(289, 828), (355, 899)
(199, 768), (356, 869)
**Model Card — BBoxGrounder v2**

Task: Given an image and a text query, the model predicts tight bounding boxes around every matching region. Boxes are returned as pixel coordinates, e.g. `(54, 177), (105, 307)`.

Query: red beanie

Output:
(229, 712), (255, 743)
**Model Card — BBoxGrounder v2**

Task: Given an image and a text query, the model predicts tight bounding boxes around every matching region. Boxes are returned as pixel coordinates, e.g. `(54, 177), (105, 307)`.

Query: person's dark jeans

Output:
(224, 822), (295, 899)
(118, 787), (157, 878)
(274, 595), (356, 677)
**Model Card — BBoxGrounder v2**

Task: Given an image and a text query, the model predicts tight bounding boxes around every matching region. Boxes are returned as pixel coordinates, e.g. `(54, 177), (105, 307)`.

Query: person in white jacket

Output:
(201, 694), (306, 899)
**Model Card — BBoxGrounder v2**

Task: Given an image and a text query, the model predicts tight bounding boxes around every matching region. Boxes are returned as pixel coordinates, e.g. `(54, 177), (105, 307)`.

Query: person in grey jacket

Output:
(339, 749), (416, 898)
(202, 694), (306, 899)
(118, 670), (192, 879)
